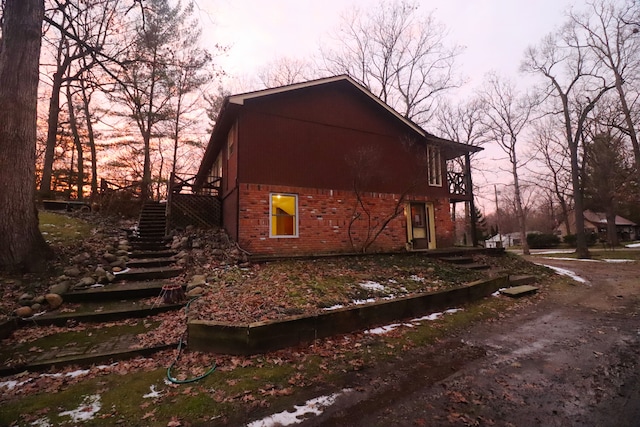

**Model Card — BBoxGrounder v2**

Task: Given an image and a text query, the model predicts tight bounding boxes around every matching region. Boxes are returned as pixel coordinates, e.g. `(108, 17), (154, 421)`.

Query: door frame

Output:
(406, 202), (436, 249)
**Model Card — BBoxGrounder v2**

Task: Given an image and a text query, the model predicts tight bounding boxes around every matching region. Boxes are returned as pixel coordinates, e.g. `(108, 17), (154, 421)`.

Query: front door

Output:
(408, 202), (435, 249)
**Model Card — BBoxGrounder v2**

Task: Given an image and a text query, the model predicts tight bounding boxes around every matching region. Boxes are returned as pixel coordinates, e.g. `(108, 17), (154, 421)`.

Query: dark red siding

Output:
(237, 82), (448, 198)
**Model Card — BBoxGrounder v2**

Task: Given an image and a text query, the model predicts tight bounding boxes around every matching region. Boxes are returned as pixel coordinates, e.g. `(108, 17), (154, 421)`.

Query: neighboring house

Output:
(484, 232), (527, 248)
(193, 75), (481, 256)
(557, 210), (639, 241)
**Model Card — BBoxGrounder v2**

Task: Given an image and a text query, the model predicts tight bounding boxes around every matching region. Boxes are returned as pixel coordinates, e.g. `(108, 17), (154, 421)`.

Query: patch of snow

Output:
(625, 242), (640, 248)
(540, 264), (587, 284)
(359, 281), (386, 292)
(533, 250), (575, 254)
(143, 384), (162, 399)
(365, 323), (402, 335)
(388, 279), (398, 284)
(492, 288), (507, 297)
(602, 259), (635, 263)
(41, 369), (90, 380)
(30, 418), (52, 427)
(0, 378), (32, 390)
(58, 394), (101, 423)
(113, 267), (130, 275)
(246, 390), (352, 427)
(409, 275), (425, 282)
(90, 284), (105, 288)
(352, 298), (376, 305)
(541, 257), (600, 262)
(364, 308), (464, 335)
(322, 304), (344, 311)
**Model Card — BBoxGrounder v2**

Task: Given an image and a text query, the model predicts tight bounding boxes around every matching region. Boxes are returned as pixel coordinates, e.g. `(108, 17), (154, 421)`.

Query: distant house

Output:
(193, 75), (481, 256)
(484, 232), (527, 248)
(557, 210), (638, 241)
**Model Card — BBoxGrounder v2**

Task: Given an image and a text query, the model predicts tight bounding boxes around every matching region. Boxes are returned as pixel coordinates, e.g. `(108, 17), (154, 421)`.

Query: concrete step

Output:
(129, 249), (177, 259)
(458, 263), (491, 270)
(127, 257), (176, 268)
(115, 266), (183, 281)
(130, 241), (170, 251)
(509, 275), (537, 286)
(440, 256), (474, 264)
(501, 285), (539, 298)
(20, 299), (183, 326)
(64, 280), (179, 302)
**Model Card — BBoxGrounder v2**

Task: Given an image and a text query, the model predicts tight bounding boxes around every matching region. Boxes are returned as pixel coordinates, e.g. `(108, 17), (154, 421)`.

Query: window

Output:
(227, 122), (237, 157)
(427, 145), (442, 187)
(270, 193), (298, 237)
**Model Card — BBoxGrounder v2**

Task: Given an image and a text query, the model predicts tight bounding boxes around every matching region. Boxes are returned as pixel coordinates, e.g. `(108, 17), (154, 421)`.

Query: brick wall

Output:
(236, 183), (453, 255)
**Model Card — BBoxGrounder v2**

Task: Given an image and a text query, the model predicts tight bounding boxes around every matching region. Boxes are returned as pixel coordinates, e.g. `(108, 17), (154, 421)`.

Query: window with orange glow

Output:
(270, 193), (298, 237)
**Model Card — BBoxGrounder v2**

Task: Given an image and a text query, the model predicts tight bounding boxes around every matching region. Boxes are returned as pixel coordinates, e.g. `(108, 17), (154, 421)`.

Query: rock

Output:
(109, 259), (126, 269)
(77, 276), (96, 287)
(95, 266), (107, 276)
(19, 293), (34, 302)
(45, 293), (63, 309)
(112, 266), (123, 273)
(34, 295), (46, 304)
(116, 249), (129, 256)
(71, 252), (91, 264)
(64, 267), (82, 277)
(211, 248), (225, 256)
(190, 275), (207, 287)
(31, 303), (42, 312)
(49, 281), (70, 295)
(103, 252), (118, 262)
(177, 250), (190, 259)
(15, 306), (33, 318)
(105, 272), (116, 282)
(186, 287), (204, 297)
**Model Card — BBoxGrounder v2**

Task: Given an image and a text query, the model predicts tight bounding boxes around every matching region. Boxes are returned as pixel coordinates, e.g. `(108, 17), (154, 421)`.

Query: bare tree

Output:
(531, 116), (574, 235)
(522, 25), (616, 258)
(322, 0), (463, 126)
(479, 73), (539, 255)
(0, 0), (52, 271)
(257, 56), (316, 89)
(434, 99), (488, 246)
(570, 0), (640, 170)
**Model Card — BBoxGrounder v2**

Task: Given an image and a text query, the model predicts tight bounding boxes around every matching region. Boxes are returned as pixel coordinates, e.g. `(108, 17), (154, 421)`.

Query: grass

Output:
(0, 290), (532, 427)
(38, 211), (92, 245)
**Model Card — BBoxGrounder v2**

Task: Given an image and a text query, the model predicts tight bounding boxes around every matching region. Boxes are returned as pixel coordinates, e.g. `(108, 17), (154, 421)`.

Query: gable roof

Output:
(196, 75), (482, 184)
(584, 210), (637, 226)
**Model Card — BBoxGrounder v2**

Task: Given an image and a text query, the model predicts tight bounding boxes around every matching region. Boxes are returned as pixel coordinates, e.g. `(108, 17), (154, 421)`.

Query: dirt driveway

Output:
(301, 256), (640, 427)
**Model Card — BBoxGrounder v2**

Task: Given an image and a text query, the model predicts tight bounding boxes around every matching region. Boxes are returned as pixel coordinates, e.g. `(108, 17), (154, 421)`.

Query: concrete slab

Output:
(500, 285), (539, 298)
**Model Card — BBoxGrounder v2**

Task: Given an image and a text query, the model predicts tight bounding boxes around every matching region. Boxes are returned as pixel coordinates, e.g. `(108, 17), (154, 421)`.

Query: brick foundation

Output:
(235, 183), (453, 255)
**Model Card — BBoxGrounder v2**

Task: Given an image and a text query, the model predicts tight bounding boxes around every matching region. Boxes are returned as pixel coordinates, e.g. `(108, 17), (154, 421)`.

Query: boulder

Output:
(64, 267), (82, 277)
(103, 252), (118, 263)
(95, 266), (107, 276)
(19, 293), (34, 302)
(186, 287), (204, 297)
(189, 275), (207, 287)
(49, 281), (70, 295)
(45, 293), (63, 310)
(15, 306), (33, 318)
(30, 303), (42, 312)
(34, 295), (46, 304)
(77, 276), (96, 287)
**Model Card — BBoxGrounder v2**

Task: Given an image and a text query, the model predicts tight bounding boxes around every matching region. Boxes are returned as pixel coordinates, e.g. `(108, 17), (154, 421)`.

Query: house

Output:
(194, 75), (481, 256)
(484, 232), (527, 248)
(556, 210), (639, 241)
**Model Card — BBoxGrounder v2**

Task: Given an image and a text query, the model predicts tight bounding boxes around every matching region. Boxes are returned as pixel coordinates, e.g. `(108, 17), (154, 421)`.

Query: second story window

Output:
(427, 145), (442, 187)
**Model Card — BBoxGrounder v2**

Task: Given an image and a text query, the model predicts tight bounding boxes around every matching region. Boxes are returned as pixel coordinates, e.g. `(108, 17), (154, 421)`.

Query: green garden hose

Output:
(166, 296), (217, 384)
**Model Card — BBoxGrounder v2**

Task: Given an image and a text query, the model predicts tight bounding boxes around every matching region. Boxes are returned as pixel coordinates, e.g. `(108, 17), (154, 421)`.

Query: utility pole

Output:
(494, 184), (501, 247)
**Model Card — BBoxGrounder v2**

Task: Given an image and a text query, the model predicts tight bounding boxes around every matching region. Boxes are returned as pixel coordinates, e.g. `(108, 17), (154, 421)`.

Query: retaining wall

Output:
(188, 275), (509, 355)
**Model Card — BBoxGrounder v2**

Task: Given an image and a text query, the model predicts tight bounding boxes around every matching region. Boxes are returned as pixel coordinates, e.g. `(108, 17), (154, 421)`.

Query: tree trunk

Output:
(79, 79), (98, 199)
(66, 83), (84, 200)
(39, 70), (63, 198)
(605, 206), (618, 247)
(0, 0), (52, 271)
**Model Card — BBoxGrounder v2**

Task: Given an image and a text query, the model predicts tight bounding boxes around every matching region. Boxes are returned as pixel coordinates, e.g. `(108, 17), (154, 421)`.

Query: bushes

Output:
(527, 233), (561, 249)
(563, 233), (598, 247)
